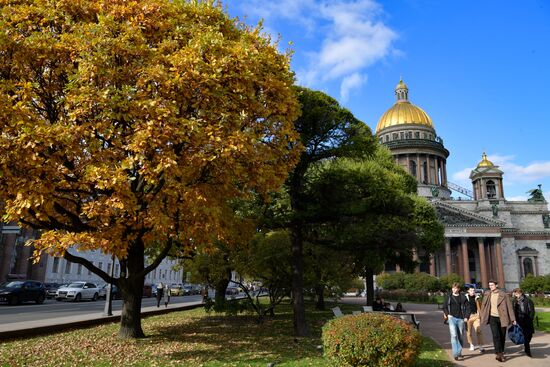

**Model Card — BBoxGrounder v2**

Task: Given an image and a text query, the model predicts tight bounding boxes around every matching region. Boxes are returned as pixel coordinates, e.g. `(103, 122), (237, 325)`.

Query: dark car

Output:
(143, 284), (152, 298)
(44, 283), (60, 299)
(0, 280), (47, 305)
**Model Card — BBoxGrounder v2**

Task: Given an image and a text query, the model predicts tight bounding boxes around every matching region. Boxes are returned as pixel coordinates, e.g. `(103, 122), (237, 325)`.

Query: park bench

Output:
(331, 306), (344, 318)
(362, 306), (420, 329)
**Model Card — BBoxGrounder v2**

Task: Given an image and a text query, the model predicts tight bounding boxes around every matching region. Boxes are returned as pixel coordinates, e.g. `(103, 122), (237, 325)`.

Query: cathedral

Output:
(376, 79), (550, 290)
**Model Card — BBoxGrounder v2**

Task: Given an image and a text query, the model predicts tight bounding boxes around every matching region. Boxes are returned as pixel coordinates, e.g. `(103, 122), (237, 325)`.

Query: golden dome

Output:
(477, 152), (494, 168)
(375, 79), (434, 133)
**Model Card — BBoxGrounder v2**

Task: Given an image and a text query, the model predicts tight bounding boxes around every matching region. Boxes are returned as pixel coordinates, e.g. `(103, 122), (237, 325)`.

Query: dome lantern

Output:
(395, 78), (409, 102)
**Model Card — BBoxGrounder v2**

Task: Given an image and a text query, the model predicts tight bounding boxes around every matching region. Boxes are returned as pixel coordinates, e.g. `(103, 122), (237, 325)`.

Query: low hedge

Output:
(322, 312), (422, 367)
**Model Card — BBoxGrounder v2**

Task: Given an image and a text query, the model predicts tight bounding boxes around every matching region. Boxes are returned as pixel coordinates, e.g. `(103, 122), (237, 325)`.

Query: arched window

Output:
(523, 258), (534, 277)
(410, 160), (417, 177)
(486, 180), (496, 199)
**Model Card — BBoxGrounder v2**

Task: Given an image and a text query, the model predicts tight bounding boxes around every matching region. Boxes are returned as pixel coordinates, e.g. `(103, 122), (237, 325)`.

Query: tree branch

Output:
(63, 250), (116, 285)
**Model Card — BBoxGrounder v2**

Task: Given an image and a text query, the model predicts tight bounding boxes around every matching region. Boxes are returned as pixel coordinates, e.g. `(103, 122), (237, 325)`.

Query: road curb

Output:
(0, 302), (204, 341)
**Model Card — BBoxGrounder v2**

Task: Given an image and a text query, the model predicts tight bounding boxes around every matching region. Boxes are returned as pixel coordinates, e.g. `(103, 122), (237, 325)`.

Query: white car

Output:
(56, 281), (99, 302)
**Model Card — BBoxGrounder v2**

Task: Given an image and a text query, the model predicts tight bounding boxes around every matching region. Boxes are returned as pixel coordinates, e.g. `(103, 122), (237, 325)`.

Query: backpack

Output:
(507, 324), (525, 345)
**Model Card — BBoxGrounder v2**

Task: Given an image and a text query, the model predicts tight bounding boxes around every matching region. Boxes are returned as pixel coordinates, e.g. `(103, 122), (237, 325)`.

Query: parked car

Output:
(225, 287), (240, 296)
(343, 288), (361, 297)
(170, 284), (184, 296)
(56, 282), (99, 302)
(0, 280), (46, 305)
(43, 283), (61, 299)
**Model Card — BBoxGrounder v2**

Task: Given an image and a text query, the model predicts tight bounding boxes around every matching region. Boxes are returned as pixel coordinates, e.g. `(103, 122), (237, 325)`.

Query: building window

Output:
(393, 133), (398, 140)
(98, 262), (103, 271)
(486, 180), (496, 199)
(52, 258), (59, 273)
(77, 264), (82, 275)
(65, 261), (71, 274)
(415, 131), (420, 139)
(107, 263), (112, 275)
(385, 135), (389, 142)
(523, 258), (534, 277)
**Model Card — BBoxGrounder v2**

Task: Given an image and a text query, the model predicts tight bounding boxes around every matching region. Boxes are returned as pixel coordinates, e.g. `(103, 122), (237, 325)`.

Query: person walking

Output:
(512, 288), (535, 357)
(156, 282), (164, 308)
(480, 280), (516, 362)
(163, 284), (171, 308)
(465, 287), (485, 352)
(443, 282), (471, 361)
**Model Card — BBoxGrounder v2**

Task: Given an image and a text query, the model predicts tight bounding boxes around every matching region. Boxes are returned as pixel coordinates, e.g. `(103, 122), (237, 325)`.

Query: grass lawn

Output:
(0, 302), (452, 367)
(535, 311), (550, 332)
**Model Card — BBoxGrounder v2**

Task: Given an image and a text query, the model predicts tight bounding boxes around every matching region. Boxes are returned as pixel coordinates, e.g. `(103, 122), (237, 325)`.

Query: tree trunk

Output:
(315, 283), (325, 310)
(118, 277), (145, 338)
(117, 239), (146, 338)
(291, 225), (308, 336)
(365, 267), (375, 307)
(214, 276), (230, 309)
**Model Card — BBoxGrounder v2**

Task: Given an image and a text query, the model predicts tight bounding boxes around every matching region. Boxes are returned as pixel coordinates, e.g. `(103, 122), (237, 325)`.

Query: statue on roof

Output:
(527, 184), (546, 202)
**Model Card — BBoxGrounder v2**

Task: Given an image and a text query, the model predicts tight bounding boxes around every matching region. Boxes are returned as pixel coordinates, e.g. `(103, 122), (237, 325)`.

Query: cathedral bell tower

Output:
(469, 153), (505, 201)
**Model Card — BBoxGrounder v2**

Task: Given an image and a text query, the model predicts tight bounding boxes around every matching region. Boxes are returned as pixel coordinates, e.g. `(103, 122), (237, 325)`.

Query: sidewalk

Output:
(341, 298), (550, 367)
(0, 300), (203, 340)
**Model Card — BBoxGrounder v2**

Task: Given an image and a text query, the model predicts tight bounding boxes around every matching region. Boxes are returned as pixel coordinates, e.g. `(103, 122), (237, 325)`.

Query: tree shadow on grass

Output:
(145, 310), (328, 366)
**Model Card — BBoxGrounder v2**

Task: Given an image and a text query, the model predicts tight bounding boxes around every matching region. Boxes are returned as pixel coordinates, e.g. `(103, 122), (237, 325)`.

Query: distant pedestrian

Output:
(163, 284), (171, 307)
(480, 280), (516, 362)
(395, 302), (405, 312)
(443, 282), (470, 361)
(465, 287), (485, 352)
(201, 286), (209, 303)
(156, 282), (164, 308)
(512, 288), (535, 357)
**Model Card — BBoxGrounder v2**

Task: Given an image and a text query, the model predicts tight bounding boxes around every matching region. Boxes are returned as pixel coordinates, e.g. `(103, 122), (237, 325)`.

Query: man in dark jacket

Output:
(443, 282), (471, 361)
(512, 288), (535, 357)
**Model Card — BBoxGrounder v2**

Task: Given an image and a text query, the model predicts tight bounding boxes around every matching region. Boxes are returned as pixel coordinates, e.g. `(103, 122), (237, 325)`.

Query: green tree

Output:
(302, 148), (444, 306)
(0, 0), (300, 338)
(439, 273), (464, 291)
(287, 87), (375, 336)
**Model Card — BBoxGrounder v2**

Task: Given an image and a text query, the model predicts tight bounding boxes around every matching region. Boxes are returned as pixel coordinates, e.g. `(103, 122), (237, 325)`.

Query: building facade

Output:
(0, 224), (183, 286)
(376, 80), (550, 290)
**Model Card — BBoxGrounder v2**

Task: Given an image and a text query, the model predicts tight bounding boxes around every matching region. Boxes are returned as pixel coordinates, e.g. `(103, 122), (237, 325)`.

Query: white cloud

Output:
(233, 1), (397, 101)
(340, 73), (367, 102)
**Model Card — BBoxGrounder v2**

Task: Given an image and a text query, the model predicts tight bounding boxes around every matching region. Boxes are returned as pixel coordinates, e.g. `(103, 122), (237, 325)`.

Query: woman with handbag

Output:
(512, 288), (535, 357)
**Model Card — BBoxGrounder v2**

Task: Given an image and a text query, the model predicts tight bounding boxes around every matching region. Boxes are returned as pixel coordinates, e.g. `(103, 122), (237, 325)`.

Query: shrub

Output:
(520, 274), (549, 294)
(439, 273), (463, 291)
(403, 272), (440, 292)
(322, 312), (422, 367)
(376, 272), (405, 290)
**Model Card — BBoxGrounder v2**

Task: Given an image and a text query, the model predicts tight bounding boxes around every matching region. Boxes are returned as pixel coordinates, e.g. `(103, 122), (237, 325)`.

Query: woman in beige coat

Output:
(480, 280), (516, 362)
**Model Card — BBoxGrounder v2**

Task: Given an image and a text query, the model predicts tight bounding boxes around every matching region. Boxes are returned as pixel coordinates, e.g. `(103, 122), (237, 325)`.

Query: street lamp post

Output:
(103, 255), (115, 317)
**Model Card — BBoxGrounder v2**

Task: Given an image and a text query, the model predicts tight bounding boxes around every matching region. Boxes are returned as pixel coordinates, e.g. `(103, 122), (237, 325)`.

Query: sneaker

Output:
(479, 346), (484, 352)
(469, 344), (475, 351)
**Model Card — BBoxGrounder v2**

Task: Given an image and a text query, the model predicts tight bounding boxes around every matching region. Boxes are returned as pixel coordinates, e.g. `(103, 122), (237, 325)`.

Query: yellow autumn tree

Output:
(0, 0), (300, 338)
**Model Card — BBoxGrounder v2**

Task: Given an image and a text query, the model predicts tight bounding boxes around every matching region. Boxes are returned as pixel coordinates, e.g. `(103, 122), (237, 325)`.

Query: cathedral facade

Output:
(376, 80), (550, 290)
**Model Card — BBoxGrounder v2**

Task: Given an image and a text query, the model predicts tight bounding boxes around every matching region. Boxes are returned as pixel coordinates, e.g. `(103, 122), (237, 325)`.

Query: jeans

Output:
(448, 315), (465, 357)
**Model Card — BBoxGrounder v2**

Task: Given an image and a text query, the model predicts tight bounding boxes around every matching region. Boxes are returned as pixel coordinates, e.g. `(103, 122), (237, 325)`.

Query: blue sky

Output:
(225, 0), (550, 201)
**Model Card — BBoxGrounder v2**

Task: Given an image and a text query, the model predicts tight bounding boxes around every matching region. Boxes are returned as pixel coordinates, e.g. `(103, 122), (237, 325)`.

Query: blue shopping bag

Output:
(507, 324), (525, 345)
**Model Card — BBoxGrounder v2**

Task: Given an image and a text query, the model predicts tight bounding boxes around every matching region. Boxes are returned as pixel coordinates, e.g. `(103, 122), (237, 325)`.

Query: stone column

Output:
(416, 154), (421, 181)
(445, 238), (452, 275)
(477, 237), (488, 287)
(426, 154), (433, 185)
(461, 237), (470, 284)
(495, 238), (505, 287)
(429, 253), (436, 276)
(435, 157), (440, 185)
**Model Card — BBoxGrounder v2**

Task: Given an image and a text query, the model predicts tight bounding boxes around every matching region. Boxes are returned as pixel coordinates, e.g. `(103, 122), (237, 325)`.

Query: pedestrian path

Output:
(341, 298), (550, 366)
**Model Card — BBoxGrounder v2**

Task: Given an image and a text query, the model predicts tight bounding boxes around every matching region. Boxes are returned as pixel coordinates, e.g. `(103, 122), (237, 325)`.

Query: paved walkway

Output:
(341, 298), (550, 366)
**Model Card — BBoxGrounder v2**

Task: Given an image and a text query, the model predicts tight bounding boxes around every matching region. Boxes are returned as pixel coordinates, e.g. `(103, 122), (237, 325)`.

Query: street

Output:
(0, 294), (203, 325)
